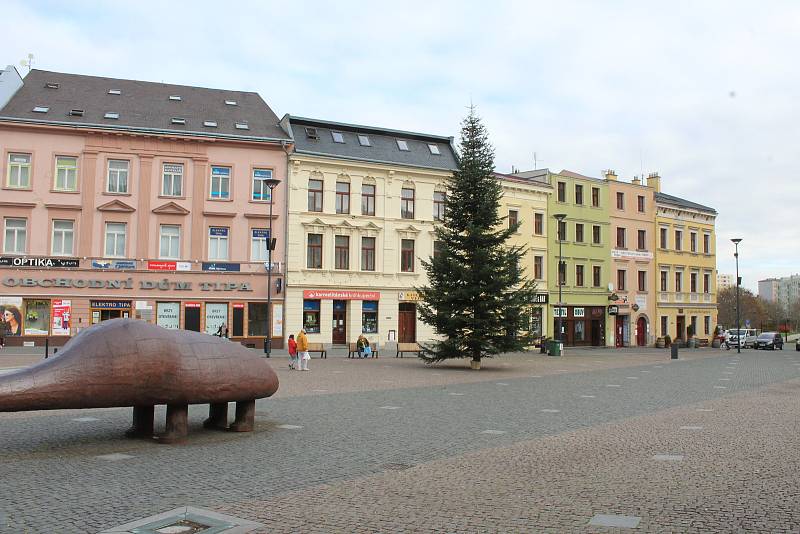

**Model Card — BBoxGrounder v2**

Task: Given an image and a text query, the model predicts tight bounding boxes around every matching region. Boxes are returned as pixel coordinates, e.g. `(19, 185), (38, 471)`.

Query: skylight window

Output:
(104, 112), (119, 119)
(69, 109), (84, 117)
(235, 122), (249, 130)
(171, 117), (186, 125)
(358, 134), (371, 147)
(169, 95), (182, 101)
(397, 140), (409, 151)
(32, 106), (49, 113)
(203, 120), (218, 127)
(45, 82), (59, 89)
(331, 131), (345, 143)
(225, 100), (238, 106)
(428, 143), (441, 155)
(108, 89), (121, 95)
(305, 127), (319, 139)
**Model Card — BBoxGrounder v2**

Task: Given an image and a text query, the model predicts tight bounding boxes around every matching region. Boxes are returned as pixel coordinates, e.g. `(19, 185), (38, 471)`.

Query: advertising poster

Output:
(156, 302), (180, 330)
(0, 296), (24, 336)
(23, 299), (51, 335)
(272, 303), (283, 337)
(51, 300), (72, 335)
(204, 303), (228, 335)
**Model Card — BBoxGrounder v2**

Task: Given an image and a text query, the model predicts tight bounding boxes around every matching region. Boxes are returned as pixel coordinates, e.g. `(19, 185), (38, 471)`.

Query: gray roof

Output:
(655, 192), (717, 214)
(0, 69), (290, 143)
(284, 115), (458, 171)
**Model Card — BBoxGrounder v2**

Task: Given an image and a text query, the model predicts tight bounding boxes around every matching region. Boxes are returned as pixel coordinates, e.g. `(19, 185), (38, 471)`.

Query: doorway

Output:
(615, 315), (625, 347)
(332, 300), (346, 344)
(676, 315), (686, 342)
(90, 302), (131, 325)
(398, 303), (417, 343)
(184, 304), (201, 332)
(636, 317), (647, 346)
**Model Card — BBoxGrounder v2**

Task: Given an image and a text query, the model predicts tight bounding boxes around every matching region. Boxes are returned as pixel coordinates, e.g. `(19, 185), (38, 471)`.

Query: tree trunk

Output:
(471, 353), (481, 370)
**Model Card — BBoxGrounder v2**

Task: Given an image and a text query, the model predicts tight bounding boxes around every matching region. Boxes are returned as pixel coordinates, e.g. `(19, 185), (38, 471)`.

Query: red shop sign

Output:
(232, 303), (245, 309)
(185, 302), (201, 308)
(148, 261), (177, 271)
(303, 289), (380, 300)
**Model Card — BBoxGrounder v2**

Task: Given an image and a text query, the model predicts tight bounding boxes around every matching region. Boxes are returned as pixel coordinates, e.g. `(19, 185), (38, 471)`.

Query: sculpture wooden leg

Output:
(125, 405), (154, 438)
(157, 403), (188, 443)
(203, 402), (228, 430)
(229, 399), (255, 432)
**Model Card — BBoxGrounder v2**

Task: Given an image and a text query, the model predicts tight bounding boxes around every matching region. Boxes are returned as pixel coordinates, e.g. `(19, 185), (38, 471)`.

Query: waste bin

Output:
(549, 340), (562, 357)
(670, 344), (678, 359)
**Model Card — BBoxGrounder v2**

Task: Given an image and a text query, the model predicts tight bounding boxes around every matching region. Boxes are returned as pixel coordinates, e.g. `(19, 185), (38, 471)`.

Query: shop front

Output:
(553, 305), (606, 346)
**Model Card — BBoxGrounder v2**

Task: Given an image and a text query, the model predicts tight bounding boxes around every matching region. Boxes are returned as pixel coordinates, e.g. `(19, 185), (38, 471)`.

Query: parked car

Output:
(796, 339), (800, 351)
(754, 332), (783, 350)
(726, 328), (758, 348)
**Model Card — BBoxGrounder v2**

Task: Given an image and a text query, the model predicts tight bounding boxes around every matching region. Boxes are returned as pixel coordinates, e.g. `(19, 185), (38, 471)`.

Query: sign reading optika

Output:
(1, 277), (253, 292)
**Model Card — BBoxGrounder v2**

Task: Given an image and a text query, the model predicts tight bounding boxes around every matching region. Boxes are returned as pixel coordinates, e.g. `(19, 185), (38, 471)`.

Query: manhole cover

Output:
(154, 519), (209, 533)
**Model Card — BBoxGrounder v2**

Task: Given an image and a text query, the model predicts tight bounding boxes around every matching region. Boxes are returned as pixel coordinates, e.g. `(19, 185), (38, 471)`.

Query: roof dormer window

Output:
(358, 134), (371, 147)
(45, 82), (59, 89)
(234, 122), (249, 130)
(69, 109), (84, 117)
(104, 112), (119, 119)
(171, 117), (186, 125)
(331, 131), (345, 143)
(428, 143), (441, 155)
(304, 127), (319, 139)
(168, 95), (182, 101)
(32, 106), (49, 113)
(225, 100), (237, 106)
(203, 120), (218, 127)
(397, 139), (409, 151)
(108, 89), (121, 95)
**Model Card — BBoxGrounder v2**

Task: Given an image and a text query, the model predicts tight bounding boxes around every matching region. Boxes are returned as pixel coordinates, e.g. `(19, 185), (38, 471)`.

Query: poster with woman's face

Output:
(0, 297), (24, 336)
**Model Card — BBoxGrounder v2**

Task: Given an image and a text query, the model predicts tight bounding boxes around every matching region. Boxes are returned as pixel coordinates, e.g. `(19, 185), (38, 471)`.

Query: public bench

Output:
(347, 342), (379, 358)
(395, 342), (422, 358)
(307, 343), (327, 359)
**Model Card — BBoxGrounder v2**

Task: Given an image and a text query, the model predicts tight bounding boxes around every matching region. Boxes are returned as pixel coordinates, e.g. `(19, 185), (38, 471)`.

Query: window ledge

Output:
(50, 189), (80, 194)
(2, 186), (33, 192)
(158, 195), (187, 200)
(208, 198), (234, 202)
(103, 192), (132, 197)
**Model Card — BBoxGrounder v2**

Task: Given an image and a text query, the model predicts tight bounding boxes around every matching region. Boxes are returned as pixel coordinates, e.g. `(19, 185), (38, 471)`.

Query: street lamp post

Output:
(554, 214), (567, 345)
(264, 177), (281, 358)
(732, 238), (742, 354)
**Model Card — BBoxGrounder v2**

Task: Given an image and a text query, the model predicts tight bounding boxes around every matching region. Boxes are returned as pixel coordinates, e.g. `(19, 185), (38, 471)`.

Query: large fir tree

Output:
(417, 109), (539, 367)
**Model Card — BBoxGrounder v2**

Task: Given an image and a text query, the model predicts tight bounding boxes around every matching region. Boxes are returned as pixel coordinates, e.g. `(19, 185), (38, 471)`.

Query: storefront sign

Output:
(611, 249), (653, 260)
(232, 303), (245, 309)
(1, 277), (251, 292)
(90, 300), (131, 309)
(608, 305), (619, 315)
(573, 307), (585, 317)
(398, 291), (421, 302)
(148, 261), (191, 271)
(185, 302), (201, 308)
(92, 259), (137, 270)
(202, 262), (241, 272)
(156, 302), (180, 330)
(533, 293), (548, 304)
(1, 256), (79, 268)
(553, 307), (568, 318)
(304, 290), (380, 300)
(51, 299), (71, 335)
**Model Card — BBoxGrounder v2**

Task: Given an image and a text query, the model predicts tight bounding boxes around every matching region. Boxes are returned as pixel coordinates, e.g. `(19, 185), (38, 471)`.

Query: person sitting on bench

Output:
(356, 335), (372, 358)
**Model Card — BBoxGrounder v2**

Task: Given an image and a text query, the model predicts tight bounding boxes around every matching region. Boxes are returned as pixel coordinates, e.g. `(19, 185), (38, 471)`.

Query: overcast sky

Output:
(2, 1), (798, 292)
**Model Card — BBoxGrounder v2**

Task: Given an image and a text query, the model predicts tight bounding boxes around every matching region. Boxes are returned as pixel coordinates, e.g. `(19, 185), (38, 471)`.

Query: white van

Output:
(725, 328), (758, 348)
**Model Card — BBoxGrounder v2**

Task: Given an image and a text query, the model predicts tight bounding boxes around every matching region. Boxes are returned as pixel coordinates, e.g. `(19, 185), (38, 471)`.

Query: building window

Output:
(208, 227), (229, 260)
(557, 220), (566, 241)
(358, 134), (371, 146)
(675, 230), (682, 251)
(362, 184), (375, 215)
(691, 316), (698, 337)
(428, 144), (440, 155)
(54, 156), (78, 191)
(534, 213), (543, 235)
(558, 261), (566, 285)
(690, 272), (698, 293)
(575, 184), (583, 205)
(575, 223), (584, 243)
(303, 300), (321, 333)
(690, 232), (697, 252)
(433, 191), (446, 221)
(307, 234), (322, 269)
(593, 266), (601, 287)
(252, 168), (273, 201)
(51, 220), (74, 256)
(592, 225), (601, 244)
(335, 235), (350, 270)
(637, 229), (646, 250)
(308, 179), (323, 212)
(162, 163), (183, 197)
(508, 209), (518, 229)
(591, 187), (600, 207)
(6, 153), (31, 188)
(362, 301), (378, 333)
(159, 225), (181, 259)
(335, 182), (350, 214)
(361, 237), (376, 271)
(660, 227), (668, 249)
(433, 240), (444, 261)
(557, 181), (566, 202)
(616, 192), (624, 210)
(637, 195), (645, 212)
(617, 269), (626, 291)
(396, 139), (409, 151)
(331, 131), (345, 143)
(675, 271), (683, 292)
(4, 218), (27, 254)
(703, 234), (710, 254)
(576, 265), (585, 286)
(247, 303), (268, 336)
(660, 270), (668, 291)
(704, 315), (711, 335)
(104, 222), (126, 257)
(616, 227), (626, 248)
(703, 273), (710, 293)
(107, 160), (129, 193)
(401, 239), (415, 272)
(534, 255), (543, 279)
(638, 270), (646, 292)
(251, 228), (270, 261)
(401, 188), (415, 219)
(210, 166), (230, 199)
(661, 316), (668, 337)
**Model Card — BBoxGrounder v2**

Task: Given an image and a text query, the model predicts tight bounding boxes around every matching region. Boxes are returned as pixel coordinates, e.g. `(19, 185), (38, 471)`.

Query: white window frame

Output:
(210, 166), (231, 199)
(51, 219), (75, 256)
(3, 218), (27, 254)
(208, 227), (229, 260)
(251, 168), (273, 201)
(7, 153), (31, 188)
(251, 228), (269, 261)
(162, 163), (183, 197)
(104, 222), (127, 258)
(159, 225), (181, 259)
(54, 156), (78, 191)
(107, 159), (129, 193)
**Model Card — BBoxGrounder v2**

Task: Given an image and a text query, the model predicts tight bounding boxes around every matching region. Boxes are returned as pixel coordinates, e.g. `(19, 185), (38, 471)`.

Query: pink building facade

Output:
(0, 69), (290, 347)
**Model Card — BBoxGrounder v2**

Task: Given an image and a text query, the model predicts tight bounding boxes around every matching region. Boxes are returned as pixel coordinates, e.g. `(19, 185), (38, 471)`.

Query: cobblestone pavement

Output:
(1, 348), (799, 532)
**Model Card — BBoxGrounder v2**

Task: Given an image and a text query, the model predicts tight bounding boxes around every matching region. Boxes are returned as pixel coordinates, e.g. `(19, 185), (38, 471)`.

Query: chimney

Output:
(604, 169), (617, 181)
(632, 176), (641, 185)
(647, 172), (661, 192)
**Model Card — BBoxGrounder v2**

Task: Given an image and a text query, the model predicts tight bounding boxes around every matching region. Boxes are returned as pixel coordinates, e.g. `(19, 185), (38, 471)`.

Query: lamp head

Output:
(265, 178), (281, 190)
(731, 238), (742, 244)
(554, 213), (567, 221)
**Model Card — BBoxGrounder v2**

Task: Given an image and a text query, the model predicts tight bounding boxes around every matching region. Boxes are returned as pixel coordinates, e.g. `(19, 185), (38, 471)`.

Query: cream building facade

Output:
(280, 116), (457, 348)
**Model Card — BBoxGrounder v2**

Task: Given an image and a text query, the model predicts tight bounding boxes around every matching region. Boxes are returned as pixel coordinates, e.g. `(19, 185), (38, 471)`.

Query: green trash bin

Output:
(549, 340), (562, 357)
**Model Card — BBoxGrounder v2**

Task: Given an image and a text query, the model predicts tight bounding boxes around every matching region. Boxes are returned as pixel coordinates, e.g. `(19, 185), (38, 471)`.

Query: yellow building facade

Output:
(653, 175), (718, 343)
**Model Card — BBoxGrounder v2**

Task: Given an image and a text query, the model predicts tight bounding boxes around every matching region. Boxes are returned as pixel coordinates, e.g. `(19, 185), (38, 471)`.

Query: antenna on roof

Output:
(19, 53), (34, 73)
(533, 152), (544, 170)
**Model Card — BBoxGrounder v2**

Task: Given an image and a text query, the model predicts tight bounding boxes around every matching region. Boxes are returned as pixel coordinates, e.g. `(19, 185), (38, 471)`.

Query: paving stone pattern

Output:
(1, 349), (799, 532)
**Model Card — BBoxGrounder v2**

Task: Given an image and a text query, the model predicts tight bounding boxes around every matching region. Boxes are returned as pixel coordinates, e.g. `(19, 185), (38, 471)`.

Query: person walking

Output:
(287, 334), (298, 370)
(297, 329), (310, 371)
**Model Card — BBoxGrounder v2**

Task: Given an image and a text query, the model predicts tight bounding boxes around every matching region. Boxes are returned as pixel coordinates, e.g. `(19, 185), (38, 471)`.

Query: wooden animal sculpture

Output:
(0, 318), (279, 443)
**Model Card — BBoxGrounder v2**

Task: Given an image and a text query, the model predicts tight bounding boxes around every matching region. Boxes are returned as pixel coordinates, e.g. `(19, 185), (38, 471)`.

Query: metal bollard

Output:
(45, 337), (49, 359)
(670, 344), (678, 359)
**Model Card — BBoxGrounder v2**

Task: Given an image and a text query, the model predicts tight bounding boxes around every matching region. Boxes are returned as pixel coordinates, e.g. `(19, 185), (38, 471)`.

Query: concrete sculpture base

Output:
(0, 318), (279, 443)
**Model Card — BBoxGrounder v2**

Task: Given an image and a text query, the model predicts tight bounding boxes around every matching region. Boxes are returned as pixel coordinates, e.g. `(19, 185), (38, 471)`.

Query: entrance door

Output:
(636, 317), (647, 346)
(591, 320), (602, 346)
(332, 300), (346, 345)
(398, 303), (417, 343)
(184, 306), (201, 332)
(615, 316), (625, 347)
(676, 315), (686, 342)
